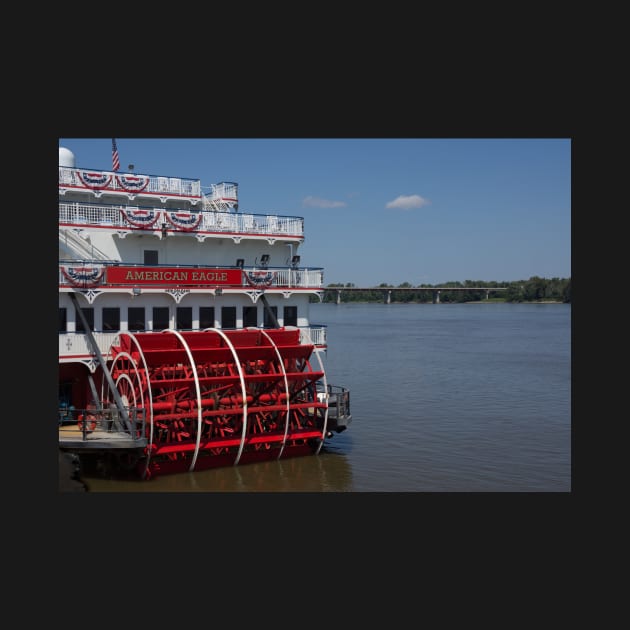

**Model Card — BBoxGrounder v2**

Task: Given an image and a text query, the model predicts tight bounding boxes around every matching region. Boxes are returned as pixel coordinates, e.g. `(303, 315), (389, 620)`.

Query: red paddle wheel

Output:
(105, 328), (329, 478)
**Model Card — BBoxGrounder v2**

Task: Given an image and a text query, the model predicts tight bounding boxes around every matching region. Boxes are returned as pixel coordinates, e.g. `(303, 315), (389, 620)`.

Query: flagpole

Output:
(112, 138), (120, 172)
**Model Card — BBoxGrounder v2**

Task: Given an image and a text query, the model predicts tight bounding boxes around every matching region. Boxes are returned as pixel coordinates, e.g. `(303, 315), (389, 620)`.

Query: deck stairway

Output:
(59, 228), (112, 261)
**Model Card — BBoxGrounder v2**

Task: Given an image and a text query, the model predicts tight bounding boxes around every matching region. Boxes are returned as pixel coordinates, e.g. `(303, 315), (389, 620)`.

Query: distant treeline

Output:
(315, 276), (571, 304)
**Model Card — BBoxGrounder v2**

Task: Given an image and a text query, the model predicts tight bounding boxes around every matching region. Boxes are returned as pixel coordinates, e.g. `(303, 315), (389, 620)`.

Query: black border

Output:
(43, 85), (581, 568)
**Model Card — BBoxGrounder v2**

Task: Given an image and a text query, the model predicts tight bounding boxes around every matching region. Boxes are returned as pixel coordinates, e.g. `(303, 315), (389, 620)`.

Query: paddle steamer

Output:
(58, 141), (351, 479)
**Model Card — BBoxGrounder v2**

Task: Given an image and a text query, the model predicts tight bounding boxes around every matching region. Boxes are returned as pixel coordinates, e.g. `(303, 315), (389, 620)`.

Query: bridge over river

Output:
(323, 286), (508, 304)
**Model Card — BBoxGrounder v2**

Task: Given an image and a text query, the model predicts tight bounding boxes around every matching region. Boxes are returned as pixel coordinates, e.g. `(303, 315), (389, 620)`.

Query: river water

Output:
(80, 302), (571, 492)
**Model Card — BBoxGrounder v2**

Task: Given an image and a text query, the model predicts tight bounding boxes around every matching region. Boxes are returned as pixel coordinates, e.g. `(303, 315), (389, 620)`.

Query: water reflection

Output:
(83, 448), (354, 493)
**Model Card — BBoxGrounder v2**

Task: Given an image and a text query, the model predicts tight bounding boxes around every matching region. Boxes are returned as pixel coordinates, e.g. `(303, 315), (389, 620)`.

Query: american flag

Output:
(112, 138), (120, 172)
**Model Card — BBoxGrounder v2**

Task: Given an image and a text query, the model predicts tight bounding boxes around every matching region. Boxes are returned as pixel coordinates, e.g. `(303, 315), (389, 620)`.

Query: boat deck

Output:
(59, 423), (147, 450)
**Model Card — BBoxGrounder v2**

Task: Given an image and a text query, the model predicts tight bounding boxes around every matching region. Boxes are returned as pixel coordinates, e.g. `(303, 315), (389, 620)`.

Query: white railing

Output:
(205, 182), (238, 203)
(262, 268), (324, 288)
(59, 166), (202, 199)
(299, 325), (327, 347)
(58, 202), (304, 239)
(59, 166), (254, 211)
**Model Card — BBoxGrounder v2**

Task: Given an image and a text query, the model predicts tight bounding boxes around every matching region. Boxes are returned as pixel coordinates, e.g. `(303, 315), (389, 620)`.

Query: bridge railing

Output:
(323, 287), (508, 292)
(323, 286), (509, 303)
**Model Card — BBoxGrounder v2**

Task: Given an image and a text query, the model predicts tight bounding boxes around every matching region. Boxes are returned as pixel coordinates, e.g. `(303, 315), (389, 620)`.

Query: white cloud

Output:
(302, 196), (347, 208)
(385, 194), (430, 210)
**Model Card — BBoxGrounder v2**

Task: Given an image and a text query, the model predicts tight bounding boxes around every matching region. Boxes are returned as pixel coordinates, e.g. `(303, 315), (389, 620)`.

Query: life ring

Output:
(78, 413), (97, 432)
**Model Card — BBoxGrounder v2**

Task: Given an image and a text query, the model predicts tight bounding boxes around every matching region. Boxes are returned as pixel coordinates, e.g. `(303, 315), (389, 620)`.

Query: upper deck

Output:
(59, 201), (304, 243)
(59, 165), (304, 242)
(60, 164), (205, 206)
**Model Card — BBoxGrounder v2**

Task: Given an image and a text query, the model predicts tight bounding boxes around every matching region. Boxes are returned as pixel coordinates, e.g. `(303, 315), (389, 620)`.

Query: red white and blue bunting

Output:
(61, 265), (105, 287)
(78, 172), (112, 189)
(120, 208), (161, 229)
(245, 270), (275, 288)
(165, 211), (203, 231)
(115, 174), (149, 192)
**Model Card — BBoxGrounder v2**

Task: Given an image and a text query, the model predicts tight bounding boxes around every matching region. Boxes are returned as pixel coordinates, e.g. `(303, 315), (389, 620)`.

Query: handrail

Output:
(58, 405), (146, 441)
(59, 166), (202, 199)
(58, 200), (304, 238)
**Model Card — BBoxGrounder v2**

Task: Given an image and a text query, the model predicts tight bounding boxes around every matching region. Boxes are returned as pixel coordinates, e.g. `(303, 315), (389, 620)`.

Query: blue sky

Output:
(58, 138), (571, 286)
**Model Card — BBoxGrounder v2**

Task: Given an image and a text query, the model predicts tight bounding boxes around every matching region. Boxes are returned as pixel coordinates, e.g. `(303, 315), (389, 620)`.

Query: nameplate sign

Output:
(106, 266), (242, 286)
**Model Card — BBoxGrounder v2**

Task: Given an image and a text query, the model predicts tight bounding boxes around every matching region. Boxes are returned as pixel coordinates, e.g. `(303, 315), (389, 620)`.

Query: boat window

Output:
(59, 307), (67, 332)
(102, 307), (120, 331)
(243, 306), (258, 327)
(153, 307), (170, 331)
(144, 250), (159, 265)
(263, 306), (278, 328)
(128, 307), (145, 332)
(283, 306), (297, 326)
(221, 306), (236, 329)
(76, 307), (94, 332)
(200, 307), (215, 329)
(176, 307), (193, 330)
